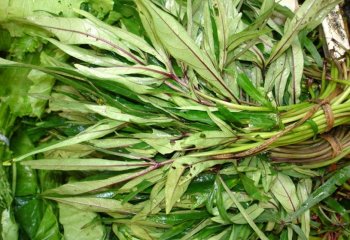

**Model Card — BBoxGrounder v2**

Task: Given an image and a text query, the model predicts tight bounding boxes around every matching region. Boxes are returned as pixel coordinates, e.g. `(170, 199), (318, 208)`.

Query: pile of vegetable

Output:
(1, 0), (350, 239)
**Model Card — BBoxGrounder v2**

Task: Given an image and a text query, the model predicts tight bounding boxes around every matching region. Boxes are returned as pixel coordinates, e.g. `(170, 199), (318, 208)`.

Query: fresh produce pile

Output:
(1, 0), (350, 239)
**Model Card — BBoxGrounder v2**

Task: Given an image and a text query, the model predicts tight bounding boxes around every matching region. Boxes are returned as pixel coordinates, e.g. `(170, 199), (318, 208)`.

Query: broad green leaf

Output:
(11, 131), (38, 196)
(15, 120), (124, 161)
(27, 69), (55, 117)
(271, 173), (299, 213)
(137, 0), (237, 101)
(22, 158), (149, 171)
(0, 0), (84, 21)
(127, 224), (157, 240)
(0, 54), (48, 117)
(1, 209), (18, 240)
(86, 0), (114, 19)
(14, 198), (43, 239)
(181, 159), (231, 184)
(296, 179), (312, 240)
(33, 205), (61, 240)
(59, 203), (106, 240)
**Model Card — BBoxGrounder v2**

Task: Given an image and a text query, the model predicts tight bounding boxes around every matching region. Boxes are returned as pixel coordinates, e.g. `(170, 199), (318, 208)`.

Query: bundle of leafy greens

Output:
(1, 0), (350, 239)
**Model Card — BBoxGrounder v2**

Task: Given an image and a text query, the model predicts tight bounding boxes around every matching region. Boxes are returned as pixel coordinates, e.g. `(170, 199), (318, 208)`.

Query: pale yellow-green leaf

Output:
(27, 15), (144, 64)
(271, 173), (300, 213)
(297, 179), (312, 240)
(49, 197), (139, 213)
(47, 38), (126, 67)
(85, 104), (172, 124)
(165, 163), (187, 213)
(59, 203), (106, 240)
(22, 158), (148, 171)
(137, 0), (237, 100)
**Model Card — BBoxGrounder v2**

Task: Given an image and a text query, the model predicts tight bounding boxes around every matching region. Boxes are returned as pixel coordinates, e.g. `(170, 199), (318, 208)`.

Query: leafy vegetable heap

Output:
(0, 0), (349, 239)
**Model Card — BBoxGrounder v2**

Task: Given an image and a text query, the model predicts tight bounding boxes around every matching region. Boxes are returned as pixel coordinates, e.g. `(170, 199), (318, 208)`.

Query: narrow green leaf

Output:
(15, 120), (124, 161)
(240, 174), (269, 201)
(287, 165), (350, 222)
(237, 73), (272, 108)
(257, 158), (275, 192)
(137, 0), (237, 101)
(22, 158), (149, 171)
(1, 209), (18, 240)
(49, 197), (138, 214)
(219, 176), (268, 240)
(290, 224), (307, 240)
(27, 15), (145, 64)
(47, 38), (126, 67)
(74, 8), (165, 64)
(85, 104), (172, 124)
(296, 179), (312, 240)
(288, 38), (304, 104)
(165, 163), (189, 213)
(267, 0), (342, 64)
(264, 53), (290, 105)
(44, 170), (146, 195)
